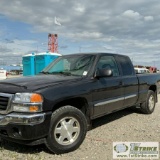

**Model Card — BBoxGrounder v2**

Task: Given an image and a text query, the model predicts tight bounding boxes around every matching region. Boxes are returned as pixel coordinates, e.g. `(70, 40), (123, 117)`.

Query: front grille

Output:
(0, 96), (9, 110)
(0, 93), (13, 113)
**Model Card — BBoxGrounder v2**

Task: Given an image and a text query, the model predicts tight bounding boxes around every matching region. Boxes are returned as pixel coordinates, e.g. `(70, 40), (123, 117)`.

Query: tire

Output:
(140, 90), (156, 114)
(45, 105), (87, 154)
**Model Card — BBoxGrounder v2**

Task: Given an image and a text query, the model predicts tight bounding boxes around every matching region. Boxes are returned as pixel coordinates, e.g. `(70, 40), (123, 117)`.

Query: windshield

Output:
(42, 55), (95, 76)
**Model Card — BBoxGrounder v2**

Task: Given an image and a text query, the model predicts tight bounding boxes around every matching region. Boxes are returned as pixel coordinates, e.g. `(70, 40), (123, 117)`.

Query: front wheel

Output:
(140, 90), (156, 114)
(45, 105), (87, 154)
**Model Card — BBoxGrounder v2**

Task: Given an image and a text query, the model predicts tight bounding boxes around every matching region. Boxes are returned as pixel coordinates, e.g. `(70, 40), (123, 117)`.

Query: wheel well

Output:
(149, 85), (157, 92)
(149, 85), (157, 102)
(53, 97), (89, 115)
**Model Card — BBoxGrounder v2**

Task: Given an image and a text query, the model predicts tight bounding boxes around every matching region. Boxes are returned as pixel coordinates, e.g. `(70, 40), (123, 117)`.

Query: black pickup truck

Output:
(0, 53), (160, 154)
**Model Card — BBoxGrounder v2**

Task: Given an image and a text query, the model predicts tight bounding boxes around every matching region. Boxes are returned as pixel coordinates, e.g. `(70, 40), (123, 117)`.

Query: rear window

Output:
(118, 56), (134, 76)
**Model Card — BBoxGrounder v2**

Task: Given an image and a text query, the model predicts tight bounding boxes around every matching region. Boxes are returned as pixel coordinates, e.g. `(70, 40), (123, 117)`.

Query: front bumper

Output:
(0, 112), (45, 125)
(0, 112), (52, 142)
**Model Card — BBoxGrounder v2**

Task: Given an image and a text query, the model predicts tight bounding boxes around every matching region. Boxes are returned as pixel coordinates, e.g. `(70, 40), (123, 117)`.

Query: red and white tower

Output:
(48, 33), (58, 53)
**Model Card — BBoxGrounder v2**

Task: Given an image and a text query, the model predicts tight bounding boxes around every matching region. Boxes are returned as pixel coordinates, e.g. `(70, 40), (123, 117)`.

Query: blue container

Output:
(35, 52), (61, 74)
(22, 53), (35, 76)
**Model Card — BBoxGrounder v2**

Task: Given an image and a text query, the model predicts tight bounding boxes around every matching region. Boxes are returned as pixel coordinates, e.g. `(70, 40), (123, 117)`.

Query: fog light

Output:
(13, 105), (29, 112)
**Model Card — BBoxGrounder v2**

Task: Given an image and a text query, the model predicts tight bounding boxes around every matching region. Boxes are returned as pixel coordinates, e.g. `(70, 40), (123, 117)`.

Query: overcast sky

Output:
(0, 0), (160, 68)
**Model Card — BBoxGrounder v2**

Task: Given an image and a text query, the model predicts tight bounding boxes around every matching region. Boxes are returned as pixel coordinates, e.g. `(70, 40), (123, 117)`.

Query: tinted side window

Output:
(118, 56), (134, 76)
(97, 56), (120, 77)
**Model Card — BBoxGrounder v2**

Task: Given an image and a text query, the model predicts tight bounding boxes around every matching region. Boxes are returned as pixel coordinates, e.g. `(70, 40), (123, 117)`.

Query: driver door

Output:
(92, 55), (124, 118)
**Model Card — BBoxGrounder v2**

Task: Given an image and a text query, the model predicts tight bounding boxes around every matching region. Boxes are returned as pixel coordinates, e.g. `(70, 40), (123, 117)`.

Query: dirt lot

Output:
(0, 94), (160, 160)
(7, 75), (22, 79)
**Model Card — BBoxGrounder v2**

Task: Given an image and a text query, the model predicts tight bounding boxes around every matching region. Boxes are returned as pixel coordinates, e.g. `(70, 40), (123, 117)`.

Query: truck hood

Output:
(0, 75), (83, 93)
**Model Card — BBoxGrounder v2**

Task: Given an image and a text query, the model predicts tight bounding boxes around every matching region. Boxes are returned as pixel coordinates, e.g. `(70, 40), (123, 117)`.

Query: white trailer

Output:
(0, 69), (7, 80)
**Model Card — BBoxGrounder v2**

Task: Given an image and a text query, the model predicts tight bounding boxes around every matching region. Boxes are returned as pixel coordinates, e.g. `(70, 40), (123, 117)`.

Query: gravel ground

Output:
(0, 96), (160, 160)
(7, 75), (22, 79)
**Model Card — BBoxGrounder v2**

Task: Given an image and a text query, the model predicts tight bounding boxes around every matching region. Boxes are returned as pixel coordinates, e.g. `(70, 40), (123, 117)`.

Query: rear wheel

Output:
(140, 90), (156, 114)
(45, 105), (87, 154)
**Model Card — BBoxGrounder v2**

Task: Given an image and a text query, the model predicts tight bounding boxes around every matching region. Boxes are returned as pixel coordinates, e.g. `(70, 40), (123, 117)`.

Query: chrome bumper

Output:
(0, 113), (45, 126)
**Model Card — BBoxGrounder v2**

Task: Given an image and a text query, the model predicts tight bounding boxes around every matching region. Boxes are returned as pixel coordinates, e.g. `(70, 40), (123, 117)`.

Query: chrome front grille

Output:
(0, 93), (13, 114)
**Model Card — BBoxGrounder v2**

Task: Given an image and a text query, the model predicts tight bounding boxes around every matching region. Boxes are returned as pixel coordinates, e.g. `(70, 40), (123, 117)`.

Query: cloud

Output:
(4, 38), (14, 43)
(74, 3), (85, 13)
(0, 46), (12, 53)
(144, 16), (154, 22)
(67, 32), (103, 39)
(59, 45), (68, 49)
(0, 0), (160, 68)
(122, 10), (142, 20)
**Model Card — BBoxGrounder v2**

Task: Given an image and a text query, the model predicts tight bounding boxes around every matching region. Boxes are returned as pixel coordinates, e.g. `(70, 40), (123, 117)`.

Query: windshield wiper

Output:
(40, 71), (50, 74)
(51, 71), (72, 76)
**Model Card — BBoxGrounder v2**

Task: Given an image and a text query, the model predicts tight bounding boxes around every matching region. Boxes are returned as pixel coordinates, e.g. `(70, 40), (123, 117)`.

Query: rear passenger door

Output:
(116, 56), (139, 107)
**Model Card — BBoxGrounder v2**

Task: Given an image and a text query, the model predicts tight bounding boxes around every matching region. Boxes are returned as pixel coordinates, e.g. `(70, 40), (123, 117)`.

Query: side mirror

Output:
(95, 68), (113, 78)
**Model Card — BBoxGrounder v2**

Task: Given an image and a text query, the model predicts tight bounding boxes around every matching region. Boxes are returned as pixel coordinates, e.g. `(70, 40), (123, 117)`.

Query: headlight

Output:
(11, 93), (43, 113)
(13, 93), (43, 103)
